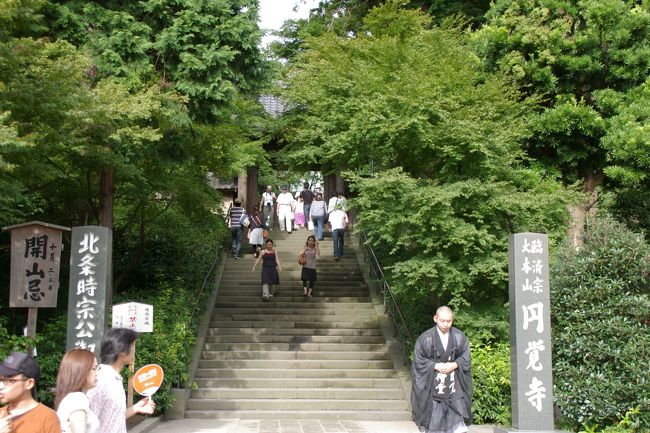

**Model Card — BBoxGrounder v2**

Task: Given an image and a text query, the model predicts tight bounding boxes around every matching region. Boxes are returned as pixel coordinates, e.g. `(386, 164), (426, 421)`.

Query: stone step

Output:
(206, 327), (383, 337)
(209, 320), (380, 329)
(217, 287), (367, 295)
(225, 260), (359, 267)
(210, 315), (379, 323)
(194, 368), (397, 379)
(204, 335), (385, 344)
(221, 276), (365, 287)
(200, 351), (390, 361)
(202, 342), (388, 352)
(213, 301), (375, 309)
(196, 359), (395, 369)
(223, 263), (363, 280)
(188, 232), (411, 422)
(213, 296), (371, 303)
(184, 409), (412, 421)
(186, 398), (410, 412)
(217, 293), (369, 299)
(191, 387), (404, 399)
(211, 308), (377, 317)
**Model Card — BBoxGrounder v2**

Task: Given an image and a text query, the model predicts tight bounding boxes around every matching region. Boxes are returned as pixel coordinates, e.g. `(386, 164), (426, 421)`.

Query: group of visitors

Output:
(228, 183), (349, 259)
(229, 182), (349, 301)
(0, 328), (153, 433)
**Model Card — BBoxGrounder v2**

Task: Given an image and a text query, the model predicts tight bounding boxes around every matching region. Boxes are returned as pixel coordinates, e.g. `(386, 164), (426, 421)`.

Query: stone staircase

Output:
(185, 229), (411, 420)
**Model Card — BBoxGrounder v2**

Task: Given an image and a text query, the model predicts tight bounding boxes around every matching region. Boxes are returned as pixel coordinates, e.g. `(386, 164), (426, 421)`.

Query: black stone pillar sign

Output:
(495, 233), (565, 433)
(65, 226), (112, 354)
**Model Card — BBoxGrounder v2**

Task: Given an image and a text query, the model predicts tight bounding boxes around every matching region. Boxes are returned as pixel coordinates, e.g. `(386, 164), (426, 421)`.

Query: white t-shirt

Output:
(276, 192), (294, 207)
(262, 191), (275, 206)
(57, 391), (101, 433)
(328, 210), (348, 230)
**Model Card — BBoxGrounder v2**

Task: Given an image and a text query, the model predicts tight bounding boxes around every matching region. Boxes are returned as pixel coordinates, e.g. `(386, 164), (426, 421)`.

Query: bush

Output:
(471, 343), (511, 425)
(116, 280), (204, 412)
(551, 215), (650, 430)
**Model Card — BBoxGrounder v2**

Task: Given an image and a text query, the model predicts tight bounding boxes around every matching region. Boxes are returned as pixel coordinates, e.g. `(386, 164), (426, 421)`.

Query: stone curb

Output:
(128, 416), (161, 433)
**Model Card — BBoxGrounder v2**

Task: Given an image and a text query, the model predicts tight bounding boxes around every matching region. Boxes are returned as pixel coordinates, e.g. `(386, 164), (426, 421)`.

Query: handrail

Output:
(358, 229), (413, 365)
(182, 207), (229, 388)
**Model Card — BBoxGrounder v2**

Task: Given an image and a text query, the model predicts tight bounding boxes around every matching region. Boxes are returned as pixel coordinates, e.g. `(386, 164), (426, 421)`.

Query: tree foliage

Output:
(268, 0), (491, 62)
(551, 215), (650, 430)
(46, 0), (267, 120)
(474, 0), (650, 229)
(281, 2), (529, 177)
(279, 2), (572, 307)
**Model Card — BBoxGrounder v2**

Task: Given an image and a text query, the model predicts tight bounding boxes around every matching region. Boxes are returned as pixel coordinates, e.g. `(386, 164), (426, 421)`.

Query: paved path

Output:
(135, 418), (495, 433)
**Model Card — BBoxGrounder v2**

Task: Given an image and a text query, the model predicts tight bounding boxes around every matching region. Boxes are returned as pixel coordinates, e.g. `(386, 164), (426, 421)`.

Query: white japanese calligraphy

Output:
(522, 302), (544, 333)
(524, 339), (545, 371)
(525, 377), (546, 412)
(79, 232), (100, 254)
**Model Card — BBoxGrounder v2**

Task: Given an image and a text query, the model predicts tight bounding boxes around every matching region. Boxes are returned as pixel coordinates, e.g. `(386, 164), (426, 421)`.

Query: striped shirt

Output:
(229, 206), (244, 228)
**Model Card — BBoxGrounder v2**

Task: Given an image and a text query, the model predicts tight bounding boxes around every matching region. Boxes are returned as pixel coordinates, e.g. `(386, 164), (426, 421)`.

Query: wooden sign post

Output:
(3, 221), (70, 355)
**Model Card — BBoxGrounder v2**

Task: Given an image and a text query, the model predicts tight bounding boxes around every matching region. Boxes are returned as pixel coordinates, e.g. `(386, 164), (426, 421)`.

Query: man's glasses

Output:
(0, 377), (29, 386)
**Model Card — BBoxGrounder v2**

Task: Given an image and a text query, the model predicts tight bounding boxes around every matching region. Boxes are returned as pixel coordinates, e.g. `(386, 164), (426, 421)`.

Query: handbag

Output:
(298, 252), (306, 266)
(262, 229), (269, 239)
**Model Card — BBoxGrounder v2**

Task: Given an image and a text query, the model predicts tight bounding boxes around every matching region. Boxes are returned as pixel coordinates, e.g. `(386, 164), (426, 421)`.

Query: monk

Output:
(411, 306), (473, 433)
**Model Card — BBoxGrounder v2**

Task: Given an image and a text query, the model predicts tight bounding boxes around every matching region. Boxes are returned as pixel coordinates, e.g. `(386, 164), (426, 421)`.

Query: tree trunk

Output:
(99, 168), (114, 229)
(566, 171), (604, 249)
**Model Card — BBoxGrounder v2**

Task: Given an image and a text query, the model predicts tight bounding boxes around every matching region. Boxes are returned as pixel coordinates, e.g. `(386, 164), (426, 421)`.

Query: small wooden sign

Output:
(4, 221), (69, 308)
(133, 364), (164, 397)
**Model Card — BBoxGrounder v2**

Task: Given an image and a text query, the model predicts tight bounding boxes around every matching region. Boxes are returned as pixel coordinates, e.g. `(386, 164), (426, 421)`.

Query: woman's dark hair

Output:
(55, 349), (96, 409)
(265, 238), (274, 246)
(305, 235), (316, 246)
(99, 328), (139, 365)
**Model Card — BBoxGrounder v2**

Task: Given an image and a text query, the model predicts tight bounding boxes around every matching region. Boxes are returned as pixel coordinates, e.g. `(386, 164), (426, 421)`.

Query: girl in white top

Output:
(55, 349), (100, 433)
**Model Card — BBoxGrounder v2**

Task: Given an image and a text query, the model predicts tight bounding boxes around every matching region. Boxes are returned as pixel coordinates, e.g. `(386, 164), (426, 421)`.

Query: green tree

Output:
(281, 2), (572, 306)
(46, 0), (268, 121)
(268, 0), (491, 62)
(474, 0), (650, 242)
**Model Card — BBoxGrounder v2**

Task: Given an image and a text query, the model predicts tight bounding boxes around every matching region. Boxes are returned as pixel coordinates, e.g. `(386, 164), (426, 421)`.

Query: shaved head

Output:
(435, 306), (454, 318)
(434, 306), (454, 334)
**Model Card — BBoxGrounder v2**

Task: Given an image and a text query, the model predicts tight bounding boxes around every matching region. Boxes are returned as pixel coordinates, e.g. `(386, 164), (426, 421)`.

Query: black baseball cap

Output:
(0, 352), (40, 381)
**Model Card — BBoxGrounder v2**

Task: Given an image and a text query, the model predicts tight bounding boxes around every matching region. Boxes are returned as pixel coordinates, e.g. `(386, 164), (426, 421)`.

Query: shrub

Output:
(551, 215), (650, 430)
(471, 343), (511, 425)
(115, 280), (205, 412)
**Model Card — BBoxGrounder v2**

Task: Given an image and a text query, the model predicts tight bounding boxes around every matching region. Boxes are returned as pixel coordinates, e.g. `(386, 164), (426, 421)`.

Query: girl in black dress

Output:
(252, 239), (282, 301)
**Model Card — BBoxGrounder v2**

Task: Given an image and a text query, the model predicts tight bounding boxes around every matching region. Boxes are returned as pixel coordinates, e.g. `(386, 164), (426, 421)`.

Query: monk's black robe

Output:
(411, 326), (473, 433)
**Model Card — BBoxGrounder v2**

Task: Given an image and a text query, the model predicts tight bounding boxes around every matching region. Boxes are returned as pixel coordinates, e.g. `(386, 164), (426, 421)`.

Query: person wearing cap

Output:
(276, 185), (294, 234)
(229, 198), (245, 259)
(0, 351), (61, 433)
(328, 203), (349, 261)
(259, 185), (276, 230)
